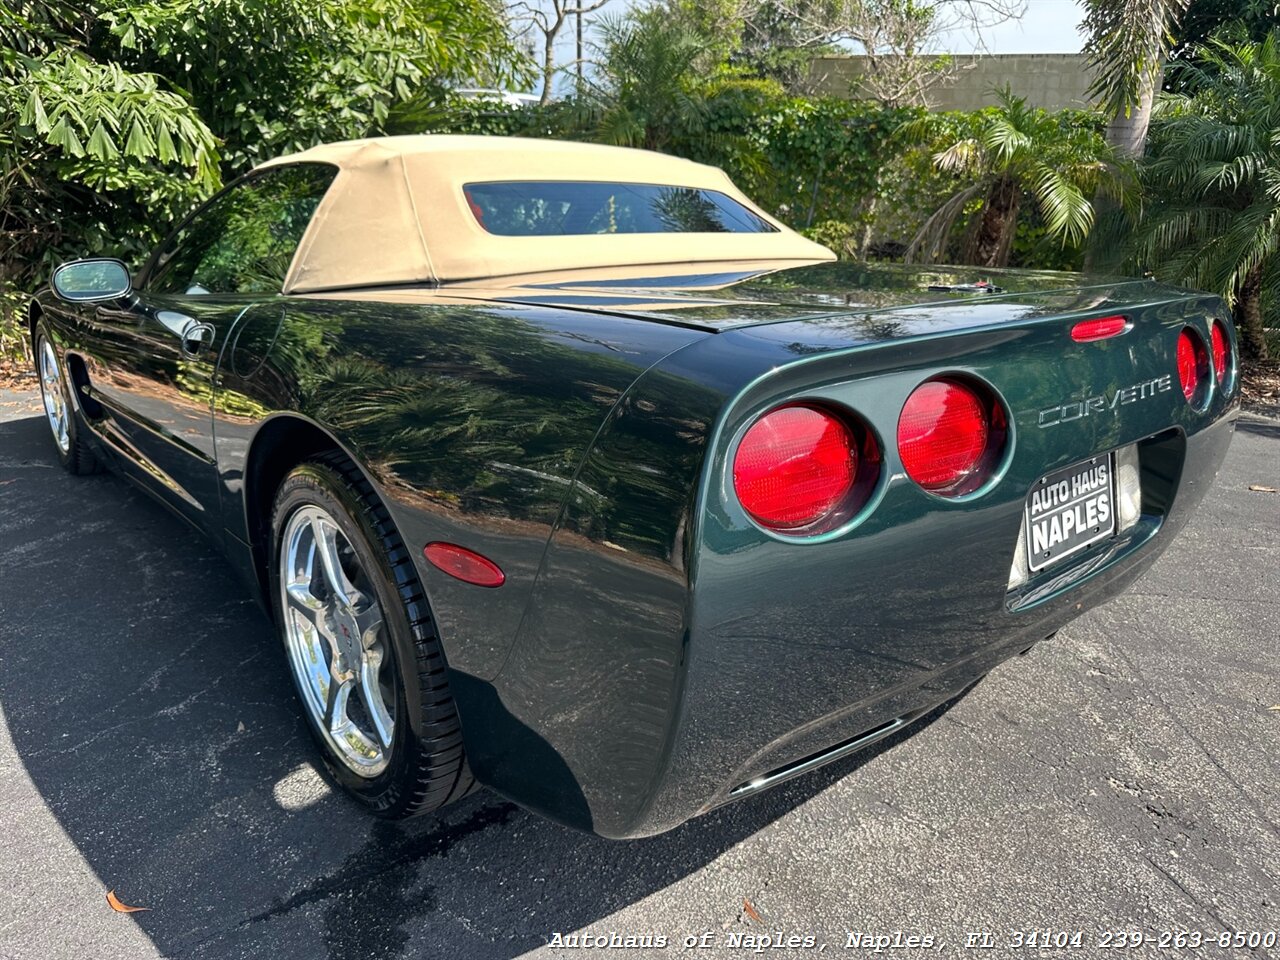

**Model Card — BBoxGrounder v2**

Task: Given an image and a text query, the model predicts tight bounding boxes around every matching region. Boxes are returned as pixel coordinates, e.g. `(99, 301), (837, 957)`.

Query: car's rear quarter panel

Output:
(212, 295), (706, 686)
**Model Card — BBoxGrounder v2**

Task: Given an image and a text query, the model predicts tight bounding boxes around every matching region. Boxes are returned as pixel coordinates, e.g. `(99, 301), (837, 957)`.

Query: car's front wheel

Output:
(269, 453), (475, 818)
(35, 324), (99, 475)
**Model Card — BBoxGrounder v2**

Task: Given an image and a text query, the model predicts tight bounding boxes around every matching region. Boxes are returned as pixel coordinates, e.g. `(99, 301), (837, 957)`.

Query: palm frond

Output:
(933, 138), (981, 174)
(1082, 0), (1191, 116)
(1028, 165), (1094, 246)
(905, 182), (986, 264)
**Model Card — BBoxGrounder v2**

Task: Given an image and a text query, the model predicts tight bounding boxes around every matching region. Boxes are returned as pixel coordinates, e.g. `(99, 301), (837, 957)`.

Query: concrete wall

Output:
(808, 53), (1100, 112)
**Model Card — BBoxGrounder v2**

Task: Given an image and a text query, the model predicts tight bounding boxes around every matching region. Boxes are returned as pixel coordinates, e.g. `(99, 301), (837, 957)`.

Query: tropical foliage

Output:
(104, 0), (527, 170)
(422, 13), (915, 242)
(2, 0), (1277, 369)
(1169, 0), (1280, 66)
(1081, 0), (1190, 157)
(0, 0), (528, 361)
(1128, 32), (1280, 359)
(907, 91), (1129, 268)
(578, 9), (724, 153)
(0, 2), (221, 356)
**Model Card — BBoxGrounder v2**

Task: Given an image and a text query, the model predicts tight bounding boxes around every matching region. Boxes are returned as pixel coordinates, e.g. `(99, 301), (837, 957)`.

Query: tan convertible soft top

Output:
(255, 135), (834, 293)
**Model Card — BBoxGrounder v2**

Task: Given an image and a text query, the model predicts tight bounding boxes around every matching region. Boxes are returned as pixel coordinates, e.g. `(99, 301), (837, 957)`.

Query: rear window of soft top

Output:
(463, 181), (778, 236)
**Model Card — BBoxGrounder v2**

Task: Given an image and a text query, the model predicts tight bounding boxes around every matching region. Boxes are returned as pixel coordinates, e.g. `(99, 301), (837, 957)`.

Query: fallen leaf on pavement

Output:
(106, 890), (149, 913)
(743, 899), (762, 923)
(1248, 485), (1279, 493)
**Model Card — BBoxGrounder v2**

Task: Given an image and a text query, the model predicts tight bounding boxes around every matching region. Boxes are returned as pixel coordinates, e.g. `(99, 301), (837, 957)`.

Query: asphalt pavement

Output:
(0, 383), (1277, 960)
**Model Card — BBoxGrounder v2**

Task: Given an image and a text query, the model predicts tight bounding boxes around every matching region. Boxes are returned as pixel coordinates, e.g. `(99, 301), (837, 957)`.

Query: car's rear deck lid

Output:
(441, 261), (1191, 336)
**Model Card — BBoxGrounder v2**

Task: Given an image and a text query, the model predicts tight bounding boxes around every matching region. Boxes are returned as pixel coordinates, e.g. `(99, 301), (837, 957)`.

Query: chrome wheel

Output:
(39, 339), (70, 454)
(280, 504), (395, 777)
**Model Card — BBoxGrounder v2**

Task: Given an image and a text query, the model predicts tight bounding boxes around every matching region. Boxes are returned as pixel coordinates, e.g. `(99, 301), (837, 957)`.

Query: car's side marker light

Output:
(423, 542), (506, 587)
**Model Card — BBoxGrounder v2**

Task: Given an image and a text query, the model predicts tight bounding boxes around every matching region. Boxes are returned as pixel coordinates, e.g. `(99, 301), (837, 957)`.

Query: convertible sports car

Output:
(30, 136), (1237, 838)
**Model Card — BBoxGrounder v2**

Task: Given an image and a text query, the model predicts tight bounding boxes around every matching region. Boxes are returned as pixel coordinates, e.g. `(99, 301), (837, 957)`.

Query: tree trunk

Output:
(855, 167), (883, 261)
(1106, 64), (1162, 160)
(1235, 262), (1271, 361)
(576, 6), (583, 93)
(858, 194), (878, 260)
(968, 176), (1020, 268)
(1085, 70), (1161, 273)
(539, 35), (557, 106)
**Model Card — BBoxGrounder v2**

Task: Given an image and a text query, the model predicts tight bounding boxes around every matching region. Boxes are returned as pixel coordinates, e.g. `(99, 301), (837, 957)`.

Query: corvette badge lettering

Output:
(1037, 374), (1173, 428)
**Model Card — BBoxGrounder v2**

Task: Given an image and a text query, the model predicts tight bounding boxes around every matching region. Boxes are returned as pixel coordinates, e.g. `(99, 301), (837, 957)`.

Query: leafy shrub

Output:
(0, 290), (27, 364)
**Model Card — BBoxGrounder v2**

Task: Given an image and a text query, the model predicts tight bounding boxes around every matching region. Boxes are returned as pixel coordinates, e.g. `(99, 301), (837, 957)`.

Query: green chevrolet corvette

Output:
(28, 136), (1238, 838)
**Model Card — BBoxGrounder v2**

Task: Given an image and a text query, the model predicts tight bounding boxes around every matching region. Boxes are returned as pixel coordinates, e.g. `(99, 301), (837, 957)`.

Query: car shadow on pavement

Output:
(0, 411), (959, 960)
(1238, 415), (1280, 441)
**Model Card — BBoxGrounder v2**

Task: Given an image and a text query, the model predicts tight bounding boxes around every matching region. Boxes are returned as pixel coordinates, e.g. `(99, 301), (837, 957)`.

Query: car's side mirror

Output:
(51, 259), (132, 303)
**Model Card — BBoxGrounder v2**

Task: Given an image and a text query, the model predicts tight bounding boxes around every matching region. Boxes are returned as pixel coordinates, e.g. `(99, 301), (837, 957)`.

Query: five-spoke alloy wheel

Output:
(269, 453), (474, 817)
(280, 504), (396, 776)
(39, 338), (70, 455)
(34, 324), (99, 475)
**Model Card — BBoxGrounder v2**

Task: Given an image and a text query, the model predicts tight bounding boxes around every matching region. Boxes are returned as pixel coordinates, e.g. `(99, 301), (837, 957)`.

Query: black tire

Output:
(268, 452), (475, 818)
(34, 322), (100, 476)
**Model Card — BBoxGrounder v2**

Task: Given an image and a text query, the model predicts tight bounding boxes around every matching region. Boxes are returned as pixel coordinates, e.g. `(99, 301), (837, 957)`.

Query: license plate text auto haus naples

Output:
(1026, 456), (1116, 570)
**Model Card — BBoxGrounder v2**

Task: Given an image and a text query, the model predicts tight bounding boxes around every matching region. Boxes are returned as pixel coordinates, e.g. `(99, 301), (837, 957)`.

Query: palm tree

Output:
(907, 90), (1131, 268)
(576, 7), (776, 198)
(1130, 32), (1280, 360)
(1081, 0), (1190, 158)
(580, 10), (712, 152)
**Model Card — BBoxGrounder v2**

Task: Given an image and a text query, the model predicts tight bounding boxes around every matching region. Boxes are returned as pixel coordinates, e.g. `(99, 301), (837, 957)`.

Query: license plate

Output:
(1025, 453), (1117, 572)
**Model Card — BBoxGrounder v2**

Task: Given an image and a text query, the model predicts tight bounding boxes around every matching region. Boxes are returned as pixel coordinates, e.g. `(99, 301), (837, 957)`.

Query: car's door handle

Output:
(181, 323), (216, 358)
(154, 310), (214, 357)
(155, 309), (196, 337)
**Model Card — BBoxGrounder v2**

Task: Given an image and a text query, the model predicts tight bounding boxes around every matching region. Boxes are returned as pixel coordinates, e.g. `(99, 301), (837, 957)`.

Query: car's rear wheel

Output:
(35, 325), (99, 475)
(269, 453), (475, 817)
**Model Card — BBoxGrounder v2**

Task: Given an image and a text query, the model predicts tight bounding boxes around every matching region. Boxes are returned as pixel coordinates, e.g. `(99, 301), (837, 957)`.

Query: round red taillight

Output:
(897, 379), (1001, 493)
(1210, 321), (1229, 385)
(1176, 329), (1210, 402)
(733, 405), (856, 530)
